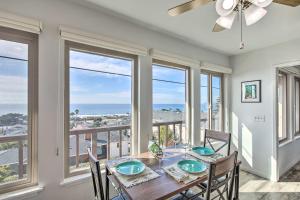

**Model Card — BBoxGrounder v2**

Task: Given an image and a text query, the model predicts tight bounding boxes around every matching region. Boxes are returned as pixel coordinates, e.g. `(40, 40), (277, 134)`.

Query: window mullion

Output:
(208, 74), (212, 130)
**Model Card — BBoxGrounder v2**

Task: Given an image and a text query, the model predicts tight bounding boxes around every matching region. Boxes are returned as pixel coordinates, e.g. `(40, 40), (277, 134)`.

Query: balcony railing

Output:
(69, 125), (131, 168)
(0, 121), (184, 176)
(0, 134), (27, 180)
(69, 120), (184, 171)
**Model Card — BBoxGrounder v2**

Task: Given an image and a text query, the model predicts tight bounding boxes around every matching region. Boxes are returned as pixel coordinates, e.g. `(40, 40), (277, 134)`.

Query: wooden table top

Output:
(106, 150), (209, 200)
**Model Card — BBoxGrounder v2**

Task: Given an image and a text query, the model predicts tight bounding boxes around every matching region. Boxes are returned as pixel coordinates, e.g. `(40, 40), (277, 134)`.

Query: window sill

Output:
(0, 185), (44, 200)
(279, 139), (293, 148)
(60, 173), (91, 187)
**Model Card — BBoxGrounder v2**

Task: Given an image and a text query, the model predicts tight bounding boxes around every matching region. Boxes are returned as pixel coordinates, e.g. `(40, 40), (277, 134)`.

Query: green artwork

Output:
(241, 80), (261, 103)
(245, 85), (257, 99)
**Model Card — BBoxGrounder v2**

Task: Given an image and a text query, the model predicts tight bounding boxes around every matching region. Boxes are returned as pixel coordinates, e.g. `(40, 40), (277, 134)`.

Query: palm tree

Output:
(74, 109), (80, 128)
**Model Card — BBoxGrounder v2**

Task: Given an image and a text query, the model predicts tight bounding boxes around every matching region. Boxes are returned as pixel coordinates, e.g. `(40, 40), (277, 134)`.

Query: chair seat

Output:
(172, 190), (204, 200)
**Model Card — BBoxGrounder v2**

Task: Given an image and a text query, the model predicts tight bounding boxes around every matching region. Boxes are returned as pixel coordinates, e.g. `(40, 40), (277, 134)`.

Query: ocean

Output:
(0, 103), (211, 116)
(0, 104), (185, 116)
(70, 104), (185, 115)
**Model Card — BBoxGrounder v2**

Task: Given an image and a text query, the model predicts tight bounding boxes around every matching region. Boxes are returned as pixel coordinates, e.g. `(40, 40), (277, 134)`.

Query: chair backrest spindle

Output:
(88, 148), (105, 200)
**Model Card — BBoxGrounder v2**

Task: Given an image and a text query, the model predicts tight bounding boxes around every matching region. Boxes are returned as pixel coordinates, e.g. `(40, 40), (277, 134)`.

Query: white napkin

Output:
(163, 163), (206, 184)
(187, 151), (225, 163)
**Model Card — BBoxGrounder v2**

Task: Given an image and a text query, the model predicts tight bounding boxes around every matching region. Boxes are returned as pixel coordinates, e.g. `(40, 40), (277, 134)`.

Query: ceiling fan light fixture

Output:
(216, 0), (238, 16)
(222, 0), (235, 9)
(216, 12), (237, 29)
(244, 5), (267, 26)
(250, 0), (273, 7)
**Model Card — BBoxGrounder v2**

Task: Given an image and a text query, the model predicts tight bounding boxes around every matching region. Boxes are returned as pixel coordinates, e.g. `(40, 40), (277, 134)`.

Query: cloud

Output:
(70, 85), (86, 93)
(70, 51), (132, 76)
(153, 92), (185, 104)
(0, 75), (27, 104)
(0, 40), (27, 60)
(152, 64), (185, 83)
(71, 91), (131, 104)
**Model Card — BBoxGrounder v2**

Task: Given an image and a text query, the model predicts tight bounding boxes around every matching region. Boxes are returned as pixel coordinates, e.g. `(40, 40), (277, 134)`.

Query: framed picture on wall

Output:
(241, 80), (261, 103)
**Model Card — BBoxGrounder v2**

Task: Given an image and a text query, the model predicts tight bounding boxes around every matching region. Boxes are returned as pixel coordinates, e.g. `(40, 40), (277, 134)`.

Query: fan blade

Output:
(273, 0), (300, 7)
(212, 24), (226, 32)
(168, 0), (212, 16)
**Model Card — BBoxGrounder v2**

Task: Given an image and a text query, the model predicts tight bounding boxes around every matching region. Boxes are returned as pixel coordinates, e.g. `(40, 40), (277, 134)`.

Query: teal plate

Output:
(177, 160), (207, 174)
(192, 146), (215, 156)
(116, 160), (145, 176)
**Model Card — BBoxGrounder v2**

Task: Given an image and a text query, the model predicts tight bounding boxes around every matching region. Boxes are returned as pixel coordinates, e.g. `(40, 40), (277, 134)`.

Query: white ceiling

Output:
(70, 0), (300, 55)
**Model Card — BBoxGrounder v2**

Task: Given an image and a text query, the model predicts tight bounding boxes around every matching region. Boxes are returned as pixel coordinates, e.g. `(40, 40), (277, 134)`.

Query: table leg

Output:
(233, 164), (240, 200)
(106, 167), (109, 200)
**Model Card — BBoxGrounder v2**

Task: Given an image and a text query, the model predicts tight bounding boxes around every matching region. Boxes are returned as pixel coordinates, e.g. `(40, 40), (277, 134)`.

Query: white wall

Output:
(0, 0), (230, 199)
(230, 38), (300, 180)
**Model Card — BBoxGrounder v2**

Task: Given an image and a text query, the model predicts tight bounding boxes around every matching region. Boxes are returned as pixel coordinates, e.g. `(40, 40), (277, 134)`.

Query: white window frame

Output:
(151, 59), (191, 144)
(277, 70), (288, 143)
(64, 41), (138, 178)
(200, 70), (224, 132)
(0, 27), (38, 194)
(294, 76), (300, 136)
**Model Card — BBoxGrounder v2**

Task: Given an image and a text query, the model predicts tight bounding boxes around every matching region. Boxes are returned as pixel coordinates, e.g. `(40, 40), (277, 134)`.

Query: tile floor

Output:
(240, 162), (300, 200)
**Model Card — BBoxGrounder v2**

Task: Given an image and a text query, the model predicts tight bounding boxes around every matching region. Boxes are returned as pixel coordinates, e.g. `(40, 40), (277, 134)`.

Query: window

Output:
(0, 27), (38, 193)
(152, 60), (189, 147)
(295, 77), (300, 135)
(200, 71), (223, 135)
(277, 71), (287, 143)
(65, 41), (137, 177)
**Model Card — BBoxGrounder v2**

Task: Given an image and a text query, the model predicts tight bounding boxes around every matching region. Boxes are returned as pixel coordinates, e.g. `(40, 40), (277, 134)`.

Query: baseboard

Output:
(279, 159), (300, 178)
(240, 166), (270, 180)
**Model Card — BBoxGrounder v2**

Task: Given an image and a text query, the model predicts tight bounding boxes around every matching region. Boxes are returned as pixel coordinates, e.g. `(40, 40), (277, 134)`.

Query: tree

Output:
(159, 126), (174, 147)
(0, 113), (27, 126)
(0, 165), (13, 182)
(72, 109), (80, 128)
(93, 118), (102, 127)
(0, 142), (18, 151)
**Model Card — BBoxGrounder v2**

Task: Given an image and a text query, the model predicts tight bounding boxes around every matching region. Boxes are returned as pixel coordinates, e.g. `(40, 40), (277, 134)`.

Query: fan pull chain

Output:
(240, 0), (245, 49)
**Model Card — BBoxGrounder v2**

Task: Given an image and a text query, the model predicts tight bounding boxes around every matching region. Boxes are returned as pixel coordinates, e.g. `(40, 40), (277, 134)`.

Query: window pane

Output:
(68, 49), (132, 173)
(211, 76), (222, 131)
(0, 40), (29, 185)
(152, 64), (187, 147)
(200, 74), (209, 134)
(277, 72), (287, 141)
(70, 50), (131, 76)
(0, 40), (28, 60)
(295, 79), (300, 134)
(153, 64), (185, 83)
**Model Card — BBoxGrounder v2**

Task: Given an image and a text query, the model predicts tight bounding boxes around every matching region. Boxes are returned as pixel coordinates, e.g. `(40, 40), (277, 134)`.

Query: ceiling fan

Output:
(168, 0), (300, 49)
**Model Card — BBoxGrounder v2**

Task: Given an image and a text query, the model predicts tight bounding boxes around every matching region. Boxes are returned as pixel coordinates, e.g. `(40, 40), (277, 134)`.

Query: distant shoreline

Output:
(0, 103), (210, 116)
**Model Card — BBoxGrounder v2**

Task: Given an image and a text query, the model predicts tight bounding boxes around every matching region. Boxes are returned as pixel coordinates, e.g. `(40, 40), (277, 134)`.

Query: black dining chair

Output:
(204, 129), (232, 156)
(88, 148), (127, 200)
(197, 130), (233, 196)
(175, 151), (238, 200)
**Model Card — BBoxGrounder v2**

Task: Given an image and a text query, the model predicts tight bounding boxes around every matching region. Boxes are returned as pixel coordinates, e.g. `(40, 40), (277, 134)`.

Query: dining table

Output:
(105, 149), (241, 200)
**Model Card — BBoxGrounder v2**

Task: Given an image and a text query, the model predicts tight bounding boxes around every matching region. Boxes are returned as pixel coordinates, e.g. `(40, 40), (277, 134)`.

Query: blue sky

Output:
(0, 40), (220, 109)
(70, 50), (187, 105)
(0, 40), (28, 104)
